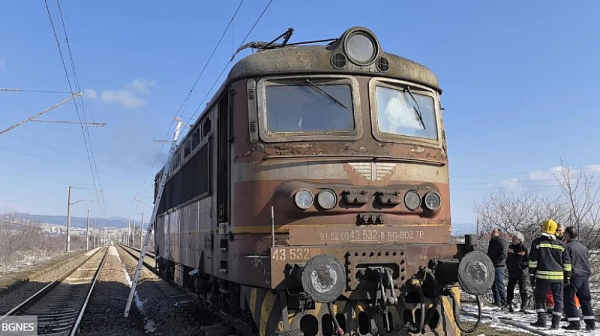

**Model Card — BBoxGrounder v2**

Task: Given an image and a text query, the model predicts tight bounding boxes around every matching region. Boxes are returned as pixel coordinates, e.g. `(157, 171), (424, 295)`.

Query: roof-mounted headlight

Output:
(342, 27), (380, 66)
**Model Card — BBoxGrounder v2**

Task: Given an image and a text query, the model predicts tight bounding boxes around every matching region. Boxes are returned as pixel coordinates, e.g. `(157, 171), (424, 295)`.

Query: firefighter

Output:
(563, 226), (596, 331)
(529, 219), (572, 329)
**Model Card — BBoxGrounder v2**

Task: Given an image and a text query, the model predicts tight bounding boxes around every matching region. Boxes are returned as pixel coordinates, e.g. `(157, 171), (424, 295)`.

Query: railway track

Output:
(120, 244), (155, 258)
(117, 243), (254, 336)
(117, 244), (156, 269)
(0, 246), (108, 336)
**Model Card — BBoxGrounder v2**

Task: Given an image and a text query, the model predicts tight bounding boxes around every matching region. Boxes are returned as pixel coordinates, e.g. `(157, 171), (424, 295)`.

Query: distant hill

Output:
(9, 213), (143, 229)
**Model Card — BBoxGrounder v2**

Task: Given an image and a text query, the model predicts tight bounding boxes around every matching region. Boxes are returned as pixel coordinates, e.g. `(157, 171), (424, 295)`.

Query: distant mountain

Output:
(9, 213), (145, 229)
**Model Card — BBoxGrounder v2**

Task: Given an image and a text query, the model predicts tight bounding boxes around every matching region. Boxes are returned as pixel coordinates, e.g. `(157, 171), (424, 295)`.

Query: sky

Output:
(1, 1), (600, 231)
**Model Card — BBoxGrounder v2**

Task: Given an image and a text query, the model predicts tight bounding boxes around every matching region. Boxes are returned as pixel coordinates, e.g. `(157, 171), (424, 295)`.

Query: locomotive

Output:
(154, 27), (493, 335)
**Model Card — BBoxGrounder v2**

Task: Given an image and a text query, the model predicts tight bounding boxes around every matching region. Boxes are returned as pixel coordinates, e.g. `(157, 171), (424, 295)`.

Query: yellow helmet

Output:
(542, 219), (558, 234)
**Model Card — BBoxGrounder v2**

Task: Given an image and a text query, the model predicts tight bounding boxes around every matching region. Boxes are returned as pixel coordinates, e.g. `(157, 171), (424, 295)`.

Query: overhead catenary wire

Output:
(187, 0), (275, 124)
(125, 1), (246, 220)
(127, 0), (275, 219)
(0, 145), (144, 182)
(132, 0), (277, 211)
(6, 133), (143, 174)
(44, 0), (107, 215)
(0, 88), (77, 94)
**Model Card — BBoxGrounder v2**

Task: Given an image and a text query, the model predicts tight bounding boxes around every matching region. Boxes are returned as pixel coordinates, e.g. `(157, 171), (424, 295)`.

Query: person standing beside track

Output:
(506, 231), (529, 312)
(562, 226), (596, 331)
(487, 228), (508, 308)
(529, 219), (572, 330)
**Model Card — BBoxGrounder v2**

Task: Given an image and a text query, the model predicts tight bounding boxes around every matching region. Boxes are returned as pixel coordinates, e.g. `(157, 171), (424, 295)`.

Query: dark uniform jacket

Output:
(507, 242), (529, 279)
(566, 240), (592, 277)
(487, 237), (508, 267)
(528, 233), (572, 282)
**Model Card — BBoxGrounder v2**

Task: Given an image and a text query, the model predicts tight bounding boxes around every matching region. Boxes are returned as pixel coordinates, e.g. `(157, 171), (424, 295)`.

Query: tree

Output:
(474, 190), (566, 247)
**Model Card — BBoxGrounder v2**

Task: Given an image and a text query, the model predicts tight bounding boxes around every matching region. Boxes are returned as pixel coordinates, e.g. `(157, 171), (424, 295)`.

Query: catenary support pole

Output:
(86, 210), (90, 251)
(66, 186), (72, 253)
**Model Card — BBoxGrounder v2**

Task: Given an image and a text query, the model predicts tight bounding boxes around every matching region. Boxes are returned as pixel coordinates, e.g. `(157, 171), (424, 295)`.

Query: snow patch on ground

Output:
(0, 253), (54, 275)
(462, 303), (600, 335)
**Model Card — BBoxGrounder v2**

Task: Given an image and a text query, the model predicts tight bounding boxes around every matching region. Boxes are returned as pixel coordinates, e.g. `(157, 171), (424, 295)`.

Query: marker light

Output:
(294, 190), (314, 210)
(317, 189), (337, 210)
(404, 191), (421, 211)
(423, 191), (442, 211)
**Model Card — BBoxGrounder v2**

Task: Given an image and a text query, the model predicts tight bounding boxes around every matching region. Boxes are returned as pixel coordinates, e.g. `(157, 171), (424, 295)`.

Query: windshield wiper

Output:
(305, 79), (347, 109)
(404, 87), (426, 129)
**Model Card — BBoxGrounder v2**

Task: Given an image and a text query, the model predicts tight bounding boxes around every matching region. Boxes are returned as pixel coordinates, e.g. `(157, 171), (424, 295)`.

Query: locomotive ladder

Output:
(124, 120), (184, 317)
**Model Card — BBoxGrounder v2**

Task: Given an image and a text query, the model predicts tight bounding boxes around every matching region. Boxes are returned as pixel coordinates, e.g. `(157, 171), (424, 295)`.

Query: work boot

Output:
(508, 305), (514, 313)
(585, 321), (596, 331)
(550, 315), (561, 330)
(562, 321), (580, 330)
(530, 313), (546, 328)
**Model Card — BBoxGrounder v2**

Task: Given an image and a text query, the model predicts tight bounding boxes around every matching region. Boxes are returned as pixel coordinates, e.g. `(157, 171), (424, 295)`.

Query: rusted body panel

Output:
(152, 27), (464, 335)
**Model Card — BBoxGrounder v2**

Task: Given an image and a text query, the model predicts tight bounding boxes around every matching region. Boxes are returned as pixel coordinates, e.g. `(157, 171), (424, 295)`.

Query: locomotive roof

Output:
(227, 46), (441, 93)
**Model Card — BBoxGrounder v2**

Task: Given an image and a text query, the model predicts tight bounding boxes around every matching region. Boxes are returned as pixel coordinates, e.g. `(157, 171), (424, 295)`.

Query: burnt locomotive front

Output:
(154, 27), (493, 336)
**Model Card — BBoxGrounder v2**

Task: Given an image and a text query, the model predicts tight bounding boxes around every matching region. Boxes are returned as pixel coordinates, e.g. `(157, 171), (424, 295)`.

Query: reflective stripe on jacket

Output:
(528, 234), (571, 282)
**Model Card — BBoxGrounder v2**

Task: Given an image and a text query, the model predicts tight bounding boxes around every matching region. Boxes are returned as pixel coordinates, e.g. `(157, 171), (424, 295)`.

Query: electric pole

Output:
(86, 210), (90, 251)
(66, 186), (72, 253)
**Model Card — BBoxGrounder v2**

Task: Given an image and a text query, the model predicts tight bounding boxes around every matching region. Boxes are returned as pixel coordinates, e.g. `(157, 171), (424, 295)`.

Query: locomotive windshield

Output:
(265, 83), (354, 133)
(375, 86), (438, 139)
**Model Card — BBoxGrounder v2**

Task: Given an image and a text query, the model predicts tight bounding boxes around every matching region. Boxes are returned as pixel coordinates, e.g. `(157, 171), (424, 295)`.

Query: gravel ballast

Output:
(116, 245), (204, 336)
(77, 245), (146, 336)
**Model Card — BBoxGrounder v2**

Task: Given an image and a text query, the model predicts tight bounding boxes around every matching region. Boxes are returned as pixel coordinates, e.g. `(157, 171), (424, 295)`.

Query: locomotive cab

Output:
(153, 26), (493, 336)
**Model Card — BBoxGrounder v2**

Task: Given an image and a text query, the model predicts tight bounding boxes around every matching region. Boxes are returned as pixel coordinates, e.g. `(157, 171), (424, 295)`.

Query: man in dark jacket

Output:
(506, 231), (529, 312)
(529, 219), (572, 330)
(563, 227), (596, 331)
(487, 228), (508, 307)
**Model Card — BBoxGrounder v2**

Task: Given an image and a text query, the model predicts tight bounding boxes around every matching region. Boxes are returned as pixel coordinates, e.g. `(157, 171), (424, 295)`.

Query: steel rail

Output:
(70, 246), (109, 336)
(121, 244), (155, 258)
(0, 246), (108, 335)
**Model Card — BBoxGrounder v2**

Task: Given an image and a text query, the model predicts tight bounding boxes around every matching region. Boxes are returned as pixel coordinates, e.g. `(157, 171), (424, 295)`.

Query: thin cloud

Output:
(126, 79), (155, 93)
(500, 177), (522, 189)
(491, 164), (600, 191)
(84, 89), (98, 99)
(101, 89), (146, 108)
(86, 79), (155, 109)
(529, 166), (565, 181)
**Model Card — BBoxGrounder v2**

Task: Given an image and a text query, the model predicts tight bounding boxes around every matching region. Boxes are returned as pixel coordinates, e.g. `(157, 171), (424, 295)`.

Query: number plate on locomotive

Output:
(271, 247), (321, 262)
(289, 225), (449, 245)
